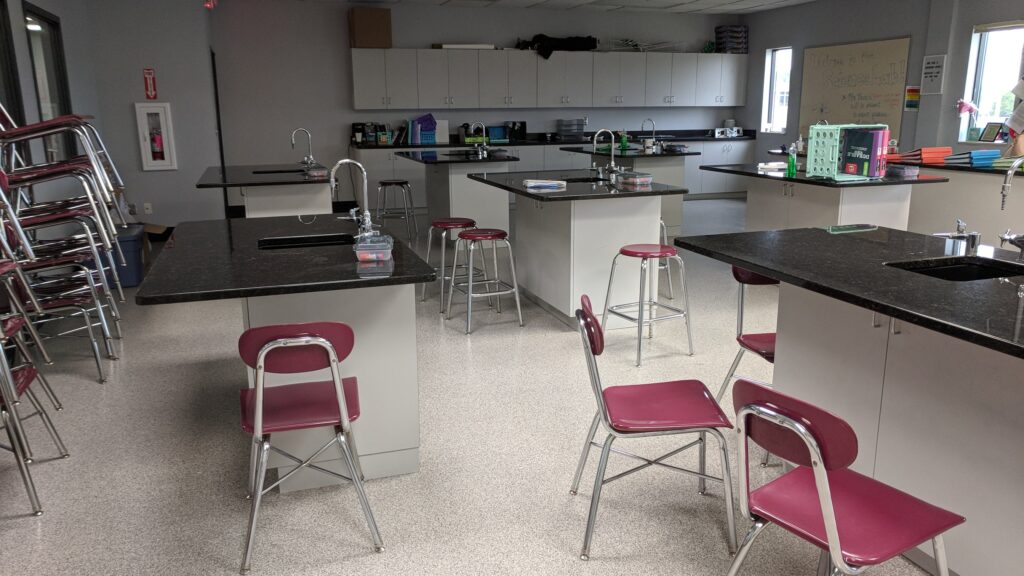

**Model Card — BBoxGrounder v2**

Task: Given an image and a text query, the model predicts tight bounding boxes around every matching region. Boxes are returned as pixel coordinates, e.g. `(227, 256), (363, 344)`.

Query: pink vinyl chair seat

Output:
(8, 157), (94, 181)
(603, 380), (732, 433)
(731, 266), (779, 286)
(458, 228), (507, 241)
(239, 378), (360, 435)
(618, 243), (677, 259)
(0, 366), (39, 405)
(737, 332), (776, 362)
(16, 208), (95, 228)
(749, 466), (965, 567)
(3, 315), (27, 338)
(430, 217), (476, 230)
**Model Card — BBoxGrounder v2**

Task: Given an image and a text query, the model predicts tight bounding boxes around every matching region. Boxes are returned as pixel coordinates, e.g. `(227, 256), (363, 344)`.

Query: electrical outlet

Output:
(128, 203), (137, 216)
(143, 202), (153, 215)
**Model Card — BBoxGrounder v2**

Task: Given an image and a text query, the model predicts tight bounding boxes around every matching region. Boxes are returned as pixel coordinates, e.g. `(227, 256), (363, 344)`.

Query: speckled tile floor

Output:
(0, 200), (929, 575)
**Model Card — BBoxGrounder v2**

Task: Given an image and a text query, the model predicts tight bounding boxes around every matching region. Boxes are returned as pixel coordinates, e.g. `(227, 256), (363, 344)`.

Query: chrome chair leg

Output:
(580, 434), (615, 561)
(933, 535), (950, 576)
(697, 432), (707, 495)
(710, 428), (738, 553)
(816, 550), (832, 576)
(675, 255), (694, 355)
(421, 226), (434, 302)
(25, 388), (68, 458)
(760, 450), (772, 468)
(344, 429), (366, 481)
(2, 408), (42, 515)
(506, 240), (523, 327)
(337, 433), (385, 552)
(635, 259), (647, 367)
(717, 348), (746, 403)
(725, 519), (768, 576)
(570, 412), (601, 495)
(600, 255), (620, 332)
(247, 440), (259, 499)
(240, 440), (270, 574)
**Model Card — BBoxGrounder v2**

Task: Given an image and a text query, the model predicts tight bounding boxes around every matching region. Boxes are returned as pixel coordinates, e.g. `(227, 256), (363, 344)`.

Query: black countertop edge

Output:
(468, 169), (687, 202)
(196, 164), (329, 189)
(701, 164), (950, 187)
(560, 146), (702, 158)
(394, 151), (520, 164)
(674, 229), (1024, 360)
(351, 129), (756, 150)
(767, 150), (1020, 177)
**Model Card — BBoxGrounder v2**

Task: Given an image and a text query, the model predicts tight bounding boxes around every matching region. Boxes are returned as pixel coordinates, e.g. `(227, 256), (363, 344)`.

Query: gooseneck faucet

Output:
(641, 118), (656, 140)
(998, 156), (1024, 260)
(329, 159), (375, 238)
(291, 128), (315, 167)
(593, 128), (618, 175)
(469, 121), (488, 156)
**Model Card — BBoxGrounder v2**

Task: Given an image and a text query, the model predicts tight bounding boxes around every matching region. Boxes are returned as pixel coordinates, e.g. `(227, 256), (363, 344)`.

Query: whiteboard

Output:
(798, 37), (911, 139)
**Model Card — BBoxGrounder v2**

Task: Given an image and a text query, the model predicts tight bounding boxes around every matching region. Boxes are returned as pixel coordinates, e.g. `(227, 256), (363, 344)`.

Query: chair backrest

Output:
(238, 321), (354, 373)
(575, 295), (611, 423)
(732, 266), (779, 286)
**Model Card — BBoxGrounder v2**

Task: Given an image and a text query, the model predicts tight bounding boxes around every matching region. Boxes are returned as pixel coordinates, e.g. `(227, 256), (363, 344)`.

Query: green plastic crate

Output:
(806, 123), (888, 181)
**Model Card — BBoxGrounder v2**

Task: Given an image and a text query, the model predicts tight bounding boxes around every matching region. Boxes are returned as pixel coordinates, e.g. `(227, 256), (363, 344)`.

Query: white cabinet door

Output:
(564, 52), (594, 107)
(618, 53), (646, 107)
(787, 183), (840, 228)
(478, 50), (509, 109)
(507, 50), (538, 108)
(670, 53), (698, 107)
(352, 49), (387, 110)
(696, 53), (722, 106)
(645, 52), (673, 107)
(537, 52), (565, 108)
(592, 52), (621, 107)
(385, 49), (418, 109)
(543, 145), (579, 170)
(447, 49), (479, 109)
(699, 142), (728, 193)
(744, 180), (788, 231)
(392, 149), (427, 208)
(417, 49), (450, 109)
(721, 54), (747, 106)
(512, 146), (545, 171)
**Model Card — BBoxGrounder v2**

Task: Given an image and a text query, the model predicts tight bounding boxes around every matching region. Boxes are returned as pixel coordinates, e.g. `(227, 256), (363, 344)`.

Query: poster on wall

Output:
(134, 102), (177, 171)
(904, 86), (921, 111)
(921, 54), (946, 94)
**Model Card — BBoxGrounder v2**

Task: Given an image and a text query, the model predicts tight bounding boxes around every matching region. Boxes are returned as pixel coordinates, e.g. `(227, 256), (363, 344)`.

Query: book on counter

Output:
(895, 146), (953, 165)
(840, 128), (888, 177)
(943, 149), (1001, 167)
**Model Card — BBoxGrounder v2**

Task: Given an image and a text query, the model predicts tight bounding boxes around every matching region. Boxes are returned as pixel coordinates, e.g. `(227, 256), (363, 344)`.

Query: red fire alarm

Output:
(143, 68), (157, 100)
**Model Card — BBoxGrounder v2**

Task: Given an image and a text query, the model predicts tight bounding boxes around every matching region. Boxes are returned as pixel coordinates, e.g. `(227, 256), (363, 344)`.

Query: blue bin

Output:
(113, 224), (145, 288)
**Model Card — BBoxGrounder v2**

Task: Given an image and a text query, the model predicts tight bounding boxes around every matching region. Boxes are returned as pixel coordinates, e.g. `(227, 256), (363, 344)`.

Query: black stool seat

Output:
(379, 179), (409, 186)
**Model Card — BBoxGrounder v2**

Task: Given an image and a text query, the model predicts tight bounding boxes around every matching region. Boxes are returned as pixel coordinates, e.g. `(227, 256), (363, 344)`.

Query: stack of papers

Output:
(523, 179), (566, 190)
(943, 149), (1002, 167)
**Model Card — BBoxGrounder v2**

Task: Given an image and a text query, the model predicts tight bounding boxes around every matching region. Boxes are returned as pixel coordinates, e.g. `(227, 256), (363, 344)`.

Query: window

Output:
(23, 2), (73, 161)
(0, 0), (25, 126)
(761, 47), (792, 134)
(961, 22), (1024, 142)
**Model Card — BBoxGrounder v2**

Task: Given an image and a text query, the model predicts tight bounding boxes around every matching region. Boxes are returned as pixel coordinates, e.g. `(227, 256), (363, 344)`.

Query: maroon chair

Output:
(717, 266), (780, 402)
(728, 379), (964, 576)
(570, 295), (736, 561)
(237, 322), (383, 573)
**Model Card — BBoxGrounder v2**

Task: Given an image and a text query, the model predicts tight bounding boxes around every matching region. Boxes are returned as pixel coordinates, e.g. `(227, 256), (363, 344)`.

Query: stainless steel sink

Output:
(885, 256), (1024, 281)
(252, 168), (305, 174)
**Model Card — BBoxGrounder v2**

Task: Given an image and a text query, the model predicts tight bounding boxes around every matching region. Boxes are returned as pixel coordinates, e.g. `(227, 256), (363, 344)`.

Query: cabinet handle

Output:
(871, 312), (881, 328)
(381, 97), (386, 105)
(890, 319), (901, 335)
(509, 96), (513, 104)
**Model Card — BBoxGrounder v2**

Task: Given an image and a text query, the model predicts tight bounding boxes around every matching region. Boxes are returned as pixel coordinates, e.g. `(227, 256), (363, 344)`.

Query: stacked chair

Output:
(0, 103), (129, 514)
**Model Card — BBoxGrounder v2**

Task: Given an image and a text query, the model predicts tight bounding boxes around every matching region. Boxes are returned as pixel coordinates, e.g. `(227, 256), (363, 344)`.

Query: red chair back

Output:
(578, 294), (604, 356)
(732, 266), (779, 286)
(238, 322), (355, 374)
(732, 379), (857, 470)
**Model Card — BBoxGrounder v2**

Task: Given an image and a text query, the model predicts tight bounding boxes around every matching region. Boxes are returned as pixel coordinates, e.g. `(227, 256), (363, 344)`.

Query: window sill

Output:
(957, 140), (1009, 146)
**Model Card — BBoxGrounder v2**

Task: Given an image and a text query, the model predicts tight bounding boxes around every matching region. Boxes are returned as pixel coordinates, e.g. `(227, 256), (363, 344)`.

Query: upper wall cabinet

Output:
(416, 49), (480, 109)
(645, 52), (698, 107)
(479, 50), (538, 108)
(538, 51), (594, 108)
(696, 53), (747, 107)
(593, 52), (647, 107)
(352, 48), (419, 110)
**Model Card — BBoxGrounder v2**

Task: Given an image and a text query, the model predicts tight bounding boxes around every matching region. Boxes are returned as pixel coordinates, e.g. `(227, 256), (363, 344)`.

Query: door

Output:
(537, 51), (565, 107)
(385, 49), (418, 109)
(695, 53), (722, 106)
(447, 49), (479, 109)
(478, 50), (509, 108)
(352, 49), (387, 110)
(670, 53), (698, 106)
(564, 52), (594, 107)
(787, 183), (841, 228)
(720, 54), (747, 106)
(645, 52), (672, 107)
(618, 53), (646, 106)
(417, 49), (449, 109)
(507, 50), (538, 108)
(592, 52), (620, 107)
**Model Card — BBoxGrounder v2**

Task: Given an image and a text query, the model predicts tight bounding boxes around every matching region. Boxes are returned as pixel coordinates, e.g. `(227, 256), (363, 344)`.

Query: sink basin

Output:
(258, 233), (354, 250)
(885, 256), (1024, 281)
(563, 177), (610, 184)
(252, 168), (305, 174)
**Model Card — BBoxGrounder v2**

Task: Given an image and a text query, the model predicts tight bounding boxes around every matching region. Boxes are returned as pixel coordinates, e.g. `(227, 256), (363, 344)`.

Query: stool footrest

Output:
(450, 279), (517, 298)
(607, 301), (688, 324)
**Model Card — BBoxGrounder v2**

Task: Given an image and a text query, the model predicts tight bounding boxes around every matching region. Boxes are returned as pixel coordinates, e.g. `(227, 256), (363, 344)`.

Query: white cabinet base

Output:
(745, 178), (912, 231)
(617, 156), (688, 234)
(241, 184), (333, 218)
(424, 162), (512, 231)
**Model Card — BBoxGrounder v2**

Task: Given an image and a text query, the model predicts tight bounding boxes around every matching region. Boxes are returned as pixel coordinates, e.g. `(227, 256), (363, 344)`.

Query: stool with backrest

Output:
(717, 266), (780, 403)
(728, 379), (964, 576)
(570, 295), (736, 561)
(602, 243), (694, 366)
(376, 179), (417, 240)
(237, 322), (383, 573)
(445, 228), (522, 334)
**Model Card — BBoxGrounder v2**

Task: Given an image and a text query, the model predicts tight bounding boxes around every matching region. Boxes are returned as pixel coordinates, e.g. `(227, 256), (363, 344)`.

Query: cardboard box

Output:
(349, 7), (391, 49)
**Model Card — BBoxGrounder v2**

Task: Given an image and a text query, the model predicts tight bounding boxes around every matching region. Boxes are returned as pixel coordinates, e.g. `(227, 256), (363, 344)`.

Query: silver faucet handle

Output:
(955, 218), (966, 234)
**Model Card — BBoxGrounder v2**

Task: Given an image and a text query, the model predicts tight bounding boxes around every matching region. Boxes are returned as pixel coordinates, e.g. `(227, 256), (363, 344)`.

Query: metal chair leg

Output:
(600, 255), (620, 332)
(580, 434), (615, 561)
(717, 348), (746, 403)
(505, 240), (523, 327)
(570, 412), (600, 495)
(2, 408), (42, 515)
(710, 428), (738, 553)
(12, 334), (60, 410)
(816, 550), (832, 576)
(933, 535), (950, 576)
(338, 433), (385, 552)
(240, 440), (270, 573)
(25, 388), (68, 458)
(636, 259), (647, 367)
(247, 440), (259, 499)
(344, 429), (366, 481)
(760, 450), (771, 468)
(421, 226), (434, 302)
(725, 519), (769, 576)
(698, 432), (707, 495)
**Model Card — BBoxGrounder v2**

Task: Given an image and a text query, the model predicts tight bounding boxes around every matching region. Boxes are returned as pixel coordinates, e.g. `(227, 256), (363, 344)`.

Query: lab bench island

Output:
(196, 164), (333, 219)
(136, 216), (435, 492)
(676, 226), (1024, 576)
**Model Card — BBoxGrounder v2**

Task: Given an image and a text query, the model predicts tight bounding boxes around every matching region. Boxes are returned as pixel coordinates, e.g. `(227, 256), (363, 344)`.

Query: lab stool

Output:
(376, 179), (418, 240)
(445, 228), (523, 334)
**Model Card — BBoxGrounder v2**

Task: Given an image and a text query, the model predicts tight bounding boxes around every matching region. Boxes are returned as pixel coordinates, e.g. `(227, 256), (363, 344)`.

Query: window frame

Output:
(0, 0), (25, 126)
(760, 46), (792, 135)
(960, 21), (1024, 143)
(22, 1), (74, 159)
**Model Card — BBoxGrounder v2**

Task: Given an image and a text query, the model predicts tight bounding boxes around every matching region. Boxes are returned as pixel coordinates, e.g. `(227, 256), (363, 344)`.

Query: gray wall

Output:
(210, 0), (743, 170)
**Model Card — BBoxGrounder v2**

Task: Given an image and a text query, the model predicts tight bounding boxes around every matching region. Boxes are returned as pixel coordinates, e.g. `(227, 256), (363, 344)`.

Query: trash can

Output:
(113, 224), (145, 288)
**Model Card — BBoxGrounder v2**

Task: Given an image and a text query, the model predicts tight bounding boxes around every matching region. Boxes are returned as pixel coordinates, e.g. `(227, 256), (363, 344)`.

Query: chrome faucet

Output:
(998, 156), (1024, 260)
(934, 218), (980, 256)
(641, 118), (656, 140)
(291, 128), (315, 167)
(469, 121), (488, 157)
(329, 159), (375, 237)
(592, 128), (618, 177)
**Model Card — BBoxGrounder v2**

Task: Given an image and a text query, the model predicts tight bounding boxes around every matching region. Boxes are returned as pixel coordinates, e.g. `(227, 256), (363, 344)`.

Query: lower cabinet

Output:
(699, 140), (754, 194)
(745, 180), (840, 231)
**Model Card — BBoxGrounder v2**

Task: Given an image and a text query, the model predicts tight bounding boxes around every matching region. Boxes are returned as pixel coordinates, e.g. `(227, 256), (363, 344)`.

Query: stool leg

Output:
(401, 185), (414, 241)
(600, 255), (620, 332)
(403, 184), (419, 236)
(636, 258), (647, 367)
(505, 239), (523, 327)
(445, 238), (462, 320)
(675, 254), (695, 356)
(439, 229), (449, 313)
(647, 257), (655, 340)
(466, 241), (477, 334)
(492, 240), (502, 314)
(421, 226), (434, 302)
(375, 185), (384, 221)
(661, 220), (675, 300)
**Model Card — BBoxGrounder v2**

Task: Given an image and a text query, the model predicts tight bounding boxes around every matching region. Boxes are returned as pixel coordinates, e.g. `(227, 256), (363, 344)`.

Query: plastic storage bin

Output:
(354, 234), (394, 262)
(113, 224), (145, 287)
(806, 123), (888, 181)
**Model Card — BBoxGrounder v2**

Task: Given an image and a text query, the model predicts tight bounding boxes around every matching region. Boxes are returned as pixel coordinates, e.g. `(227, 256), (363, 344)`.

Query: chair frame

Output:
(570, 308), (737, 561)
(717, 272), (778, 403)
(728, 402), (951, 576)
(240, 334), (383, 574)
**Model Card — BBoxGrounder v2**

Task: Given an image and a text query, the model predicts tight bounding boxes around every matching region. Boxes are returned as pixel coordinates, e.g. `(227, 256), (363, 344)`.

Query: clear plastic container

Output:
(354, 234), (394, 262)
